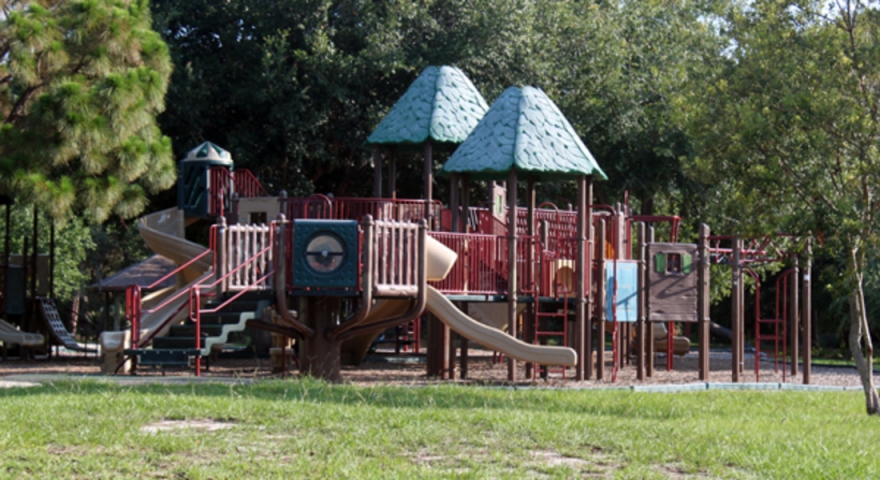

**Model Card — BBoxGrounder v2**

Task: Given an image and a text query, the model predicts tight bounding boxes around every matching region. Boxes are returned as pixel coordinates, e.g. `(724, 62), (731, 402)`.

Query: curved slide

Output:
(426, 286), (577, 367)
(100, 208), (214, 355)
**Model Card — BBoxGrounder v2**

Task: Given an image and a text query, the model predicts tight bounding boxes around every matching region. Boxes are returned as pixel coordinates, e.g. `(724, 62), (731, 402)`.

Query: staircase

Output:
(125, 293), (272, 370)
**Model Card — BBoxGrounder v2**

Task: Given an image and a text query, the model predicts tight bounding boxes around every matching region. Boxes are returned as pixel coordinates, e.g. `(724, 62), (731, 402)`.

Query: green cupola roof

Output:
(442, 86), (607, 181)
(367, 66), (489, 146)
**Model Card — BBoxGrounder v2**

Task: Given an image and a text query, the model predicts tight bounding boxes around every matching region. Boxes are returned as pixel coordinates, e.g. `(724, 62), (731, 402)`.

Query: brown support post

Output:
(576, 175), (587, 381)
(216, 217), (228, 297)
(460, 174), (470, 378)
(49, 219), (55, 298)
(299, 296), (343, 382)
(461, 303), (469, 379)
(636, 222), (646, 381)
(448, 329), (457, 380)
(732, 237), (742, 382)
(373, 147), (383, 198)
(698, 224), (710, 381)
(388, 147), (398, 200)
(646, 227), (655, 377)
(585, 178), (594, 381)
(424, 139), (448, 378)
(791, 254), (799, 377)
(424, 139), (433, 224)
(31, 207), (37, 299)
(22, 237), (30, 333)
(597, 218), (606, 381)
(447, 174), (459, 380)
(507, 169), (518, 382)
(803, 239), (812, 384)
(525, 177), (536, 379)
(229, 192), (240, 224)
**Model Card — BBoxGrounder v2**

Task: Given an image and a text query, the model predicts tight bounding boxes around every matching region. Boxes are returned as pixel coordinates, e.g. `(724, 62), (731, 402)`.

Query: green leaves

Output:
(0, 0), (174, 223)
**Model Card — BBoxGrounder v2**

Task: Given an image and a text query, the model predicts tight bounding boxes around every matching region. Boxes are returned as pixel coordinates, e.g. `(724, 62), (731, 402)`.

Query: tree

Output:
(0, 0), (175, 222)
(682, 0), (880, 414)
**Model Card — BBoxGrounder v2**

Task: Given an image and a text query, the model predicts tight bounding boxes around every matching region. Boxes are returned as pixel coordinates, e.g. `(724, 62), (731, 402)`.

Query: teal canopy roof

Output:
(442, 86), (607, 181)
(367, 66), (489, 146)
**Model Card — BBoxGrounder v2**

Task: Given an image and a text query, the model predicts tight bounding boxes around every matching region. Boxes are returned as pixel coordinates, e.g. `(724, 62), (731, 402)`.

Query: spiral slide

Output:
(99, 208), (214, 356)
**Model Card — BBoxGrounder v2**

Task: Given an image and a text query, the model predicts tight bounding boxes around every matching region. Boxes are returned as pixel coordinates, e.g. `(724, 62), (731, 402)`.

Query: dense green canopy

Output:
(367, 66), (489, 147)
(443, 86), (606, 182)
(0, 0), (175, 222)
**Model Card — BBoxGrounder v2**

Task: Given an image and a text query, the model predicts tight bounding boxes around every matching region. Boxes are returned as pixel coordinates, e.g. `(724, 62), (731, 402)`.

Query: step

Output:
(169, 324), (224, 337)
(197, 311), (246, 325)
(153, 336), (207, 350)
(124, 348), (201, 366)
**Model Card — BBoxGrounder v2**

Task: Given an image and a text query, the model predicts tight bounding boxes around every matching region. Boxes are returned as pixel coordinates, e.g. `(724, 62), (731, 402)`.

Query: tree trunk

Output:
(847, 251), (880, 415)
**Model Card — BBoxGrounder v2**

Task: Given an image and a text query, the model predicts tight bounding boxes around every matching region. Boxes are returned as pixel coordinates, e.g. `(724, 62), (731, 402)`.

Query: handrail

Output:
(233, 169), (269, 197)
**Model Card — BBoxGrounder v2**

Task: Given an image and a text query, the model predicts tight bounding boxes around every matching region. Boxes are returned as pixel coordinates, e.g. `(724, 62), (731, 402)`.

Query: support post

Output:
(597, 218), (606, 381)
(49, 219), (55, 298)
(803, 239), (812, 384)
(698, 224), (710, 380)
(576, 175), (588, 381)
(460, 174), (470, 378)
(299, 296), (343, 382)
(215, 217), (227, 298)
(636, 222), (646, 381)
(507, 169), (518, 382)
(732, 237), (742, 382)
(229, 192), (240, 224)
(31, 207), (37, 299)
(646, 227), (655, 377)
(791, 254), (799, 377)
(525, 177), (536, 379)
(388, 147), (398, 200)
(373, 147), (383, 198)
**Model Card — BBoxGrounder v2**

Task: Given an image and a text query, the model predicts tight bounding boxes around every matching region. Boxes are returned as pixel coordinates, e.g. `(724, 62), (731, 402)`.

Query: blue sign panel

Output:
(605, 261), (639, 322)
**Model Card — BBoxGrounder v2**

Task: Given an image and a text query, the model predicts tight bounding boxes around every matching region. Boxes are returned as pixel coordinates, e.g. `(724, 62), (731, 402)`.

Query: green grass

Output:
(0, 380), (877, 478)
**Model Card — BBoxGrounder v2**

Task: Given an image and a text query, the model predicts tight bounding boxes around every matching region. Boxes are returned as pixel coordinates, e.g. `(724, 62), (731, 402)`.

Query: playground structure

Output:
(0, 196), (95, 358)
(1, 66), (814, 384)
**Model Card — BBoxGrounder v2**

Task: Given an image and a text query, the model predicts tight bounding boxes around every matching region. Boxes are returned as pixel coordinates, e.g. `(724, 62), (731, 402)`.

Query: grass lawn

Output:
(0, 379), (877, 478)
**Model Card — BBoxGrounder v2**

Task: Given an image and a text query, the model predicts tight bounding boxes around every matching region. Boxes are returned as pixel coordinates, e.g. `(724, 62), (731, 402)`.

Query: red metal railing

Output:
(233, 169), (269, 198)
(125, 226), (216, 350)
(189, 224), (276, 375)
(286, 196), (443, 226)
(209, 167), (269, 217)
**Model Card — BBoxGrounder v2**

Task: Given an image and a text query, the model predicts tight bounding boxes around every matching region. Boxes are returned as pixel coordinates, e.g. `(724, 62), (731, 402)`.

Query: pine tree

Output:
(0, 0), (175, 222)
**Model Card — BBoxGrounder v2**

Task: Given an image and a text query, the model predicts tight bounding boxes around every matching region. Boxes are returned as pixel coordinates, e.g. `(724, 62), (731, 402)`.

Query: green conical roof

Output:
(442, 86), (607, 181)
(183, 141), (233, 164)
(367, 66), (489, 146)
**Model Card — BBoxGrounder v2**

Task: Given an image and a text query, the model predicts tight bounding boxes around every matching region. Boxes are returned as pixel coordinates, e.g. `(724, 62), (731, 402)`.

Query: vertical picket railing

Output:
(371, 220), (422, 296)
(223, 223), (274, 291)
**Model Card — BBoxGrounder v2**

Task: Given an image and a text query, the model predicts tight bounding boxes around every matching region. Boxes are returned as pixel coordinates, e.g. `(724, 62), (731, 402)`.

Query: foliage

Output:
(0, 204), (93, 303)
(0, 0), (175, 222)
(151, 0), (717, 212)
(680, 0), (880, 413)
